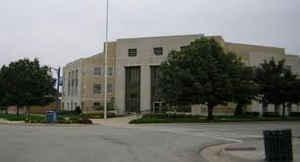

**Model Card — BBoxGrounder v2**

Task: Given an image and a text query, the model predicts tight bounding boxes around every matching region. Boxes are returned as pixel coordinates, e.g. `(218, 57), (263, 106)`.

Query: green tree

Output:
(0, 65), (12, 114)
(232, 66), (258, 116)
(255, 59), (299, 118)
(159, 37), (247, 120)
(0, 59), (56, 117)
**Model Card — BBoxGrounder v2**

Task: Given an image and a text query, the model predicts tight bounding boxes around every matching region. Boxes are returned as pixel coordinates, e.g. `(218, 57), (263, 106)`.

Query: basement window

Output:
(128, 48), (137, 57)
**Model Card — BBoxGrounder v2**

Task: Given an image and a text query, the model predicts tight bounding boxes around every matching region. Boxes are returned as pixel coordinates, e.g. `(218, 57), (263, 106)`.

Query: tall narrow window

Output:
(93, 84), (101, 94)
(154, 47), (163, 56)
(68, 72), (71, 96)
(75, 70), (78, 96)
(71, 71), (75, 96)
(94, 67), (101, 75)
(128, 49), (137, 57)
(108, 67), (113, 76)
(108, 83), (113, 93)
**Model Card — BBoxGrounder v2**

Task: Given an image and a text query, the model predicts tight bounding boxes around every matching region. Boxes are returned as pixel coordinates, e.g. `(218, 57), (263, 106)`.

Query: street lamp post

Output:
(104, 0), (109, 120)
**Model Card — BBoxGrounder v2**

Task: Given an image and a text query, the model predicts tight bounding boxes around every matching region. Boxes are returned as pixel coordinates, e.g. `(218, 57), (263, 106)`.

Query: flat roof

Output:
(117, 33), (204, 41)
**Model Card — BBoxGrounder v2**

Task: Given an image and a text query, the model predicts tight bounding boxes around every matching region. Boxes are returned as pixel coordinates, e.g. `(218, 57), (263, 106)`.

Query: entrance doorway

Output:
(125, 67), (141, 113)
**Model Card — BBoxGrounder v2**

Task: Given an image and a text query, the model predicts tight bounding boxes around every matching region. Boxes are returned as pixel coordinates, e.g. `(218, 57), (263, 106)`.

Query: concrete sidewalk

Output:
(224, 138), (300, 162)
(202, 138), (300, 162)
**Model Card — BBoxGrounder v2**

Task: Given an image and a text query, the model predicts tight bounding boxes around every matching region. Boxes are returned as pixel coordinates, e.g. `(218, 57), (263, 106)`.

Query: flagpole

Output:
(104, 0), (109, 120)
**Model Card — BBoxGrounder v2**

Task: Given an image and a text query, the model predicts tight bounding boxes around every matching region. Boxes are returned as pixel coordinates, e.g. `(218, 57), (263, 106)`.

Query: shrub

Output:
(263, 112), (280, 118)
(80, 112), (116, 119)
(234, 112), (260, 118)
(142, 113), (201, 119)
(58, 110), (77, 116)
(74, 106), (82, 114)
(289, 112), (300, 117)
(244, 112), (260, 117)
(79, 117), (93, 124)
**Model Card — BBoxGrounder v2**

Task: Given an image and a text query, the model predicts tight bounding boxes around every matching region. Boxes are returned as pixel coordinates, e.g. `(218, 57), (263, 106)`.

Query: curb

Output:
(221, 146), (263, 162)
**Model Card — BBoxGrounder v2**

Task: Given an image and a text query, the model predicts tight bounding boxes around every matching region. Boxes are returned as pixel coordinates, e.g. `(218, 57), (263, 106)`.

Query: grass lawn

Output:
(0, 113), (46, 123)
(129, 113), (300, 124)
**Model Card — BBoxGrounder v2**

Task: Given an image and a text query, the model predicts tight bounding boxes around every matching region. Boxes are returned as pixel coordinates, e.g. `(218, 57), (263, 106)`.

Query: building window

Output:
(68, 72), (71, 96)
(108, 83), (113, 93)
(128, 48), (137, 57)
(108, 67), (114, 76)
(93, 84), (101, 94)
(75, 70), (78, 96)
(154, 47), (163, 56)
(94, 67), (101, 75)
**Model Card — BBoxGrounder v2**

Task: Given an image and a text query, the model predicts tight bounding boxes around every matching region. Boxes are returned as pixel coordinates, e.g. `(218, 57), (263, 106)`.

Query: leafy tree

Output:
(0, 65), (11, 114)
(255, 59), (299, 118)
(232, 66), (258, 116)
(159, 37), (247, 120)
(0, 59), (56, 117)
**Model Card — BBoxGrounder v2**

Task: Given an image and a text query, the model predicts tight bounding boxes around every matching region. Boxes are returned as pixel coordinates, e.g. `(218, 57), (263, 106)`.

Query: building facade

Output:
(62, 34), (300, 114)
(62, 42), (116, 112)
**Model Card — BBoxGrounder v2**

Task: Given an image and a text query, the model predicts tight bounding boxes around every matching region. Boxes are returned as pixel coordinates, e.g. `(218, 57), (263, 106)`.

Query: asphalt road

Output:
(0, 122), (299, 162)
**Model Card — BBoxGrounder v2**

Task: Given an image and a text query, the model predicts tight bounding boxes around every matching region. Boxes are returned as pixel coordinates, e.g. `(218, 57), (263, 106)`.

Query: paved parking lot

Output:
(0, 122), (299, 162)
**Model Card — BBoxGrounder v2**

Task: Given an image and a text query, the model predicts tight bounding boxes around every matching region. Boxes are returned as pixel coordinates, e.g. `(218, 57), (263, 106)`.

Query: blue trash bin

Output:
(47, 111), (58, 123)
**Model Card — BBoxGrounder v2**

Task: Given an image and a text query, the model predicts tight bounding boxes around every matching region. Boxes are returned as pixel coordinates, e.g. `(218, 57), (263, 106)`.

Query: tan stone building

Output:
(62, 34), (300, 114)
(62, 42), (116, 112)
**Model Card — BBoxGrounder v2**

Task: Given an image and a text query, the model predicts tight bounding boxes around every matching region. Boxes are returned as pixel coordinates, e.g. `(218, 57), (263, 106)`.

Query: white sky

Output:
(0, 0), (299, 67)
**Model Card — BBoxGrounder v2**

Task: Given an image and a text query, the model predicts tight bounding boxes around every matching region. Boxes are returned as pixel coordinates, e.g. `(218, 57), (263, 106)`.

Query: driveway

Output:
(0, 122), (299, 162)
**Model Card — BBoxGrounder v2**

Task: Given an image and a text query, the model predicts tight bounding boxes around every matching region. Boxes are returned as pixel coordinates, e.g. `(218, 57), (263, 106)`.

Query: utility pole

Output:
(104, 0), (109, 120)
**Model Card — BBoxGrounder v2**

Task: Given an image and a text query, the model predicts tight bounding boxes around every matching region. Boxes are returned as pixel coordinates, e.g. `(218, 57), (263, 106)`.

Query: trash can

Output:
(263, 129), (293, 162)
(46, 111), (58, 123)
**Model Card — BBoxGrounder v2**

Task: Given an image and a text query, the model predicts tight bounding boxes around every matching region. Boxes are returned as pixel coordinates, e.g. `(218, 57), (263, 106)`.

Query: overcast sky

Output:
(0, 0), (299, 67)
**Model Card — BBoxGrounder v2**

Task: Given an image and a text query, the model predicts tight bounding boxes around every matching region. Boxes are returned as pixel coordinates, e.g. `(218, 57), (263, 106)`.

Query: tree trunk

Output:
(287, 103), (292, 117)
(234, 103), (244, 116)
(207, 104), (214, 121)
(5, 107), (8, 115)
(16, 106), (19, 117)
(26, 106), (31, 121)
(275, 104), (280, 116)
(262, 102), (268, 116)
(282, 103), (286, 120)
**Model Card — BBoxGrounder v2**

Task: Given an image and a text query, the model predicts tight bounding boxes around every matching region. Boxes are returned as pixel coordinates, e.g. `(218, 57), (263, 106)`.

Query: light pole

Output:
(104, 0), (109, 119)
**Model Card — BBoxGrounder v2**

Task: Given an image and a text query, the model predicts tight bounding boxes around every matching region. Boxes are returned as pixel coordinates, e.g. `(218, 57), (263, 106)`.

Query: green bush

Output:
(79, 117), (93, 124)
(142, 113), (201, 119)
(263, 112), (280, 118)
(289, 112), (300, 117)
(74, 107), (82, 114)
(57, 110), (80, 117)
(244, 112), (260, 117)
(80, 112), (116, 119)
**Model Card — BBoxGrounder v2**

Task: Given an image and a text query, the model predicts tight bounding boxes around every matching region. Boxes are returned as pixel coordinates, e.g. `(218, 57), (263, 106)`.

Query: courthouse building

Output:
(62, 34), (300, 115)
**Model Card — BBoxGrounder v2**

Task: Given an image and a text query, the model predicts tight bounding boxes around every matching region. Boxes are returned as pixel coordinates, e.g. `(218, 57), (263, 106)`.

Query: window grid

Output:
(128, 49), (137, 57)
